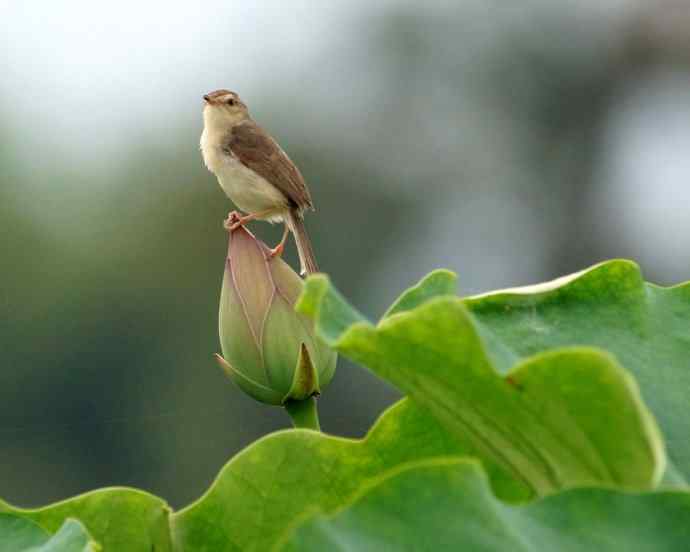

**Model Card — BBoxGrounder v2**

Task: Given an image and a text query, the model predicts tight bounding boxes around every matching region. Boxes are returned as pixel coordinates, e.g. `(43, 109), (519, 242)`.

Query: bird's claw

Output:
(266, 242), (284, 259)
(223, 211), (244, 232)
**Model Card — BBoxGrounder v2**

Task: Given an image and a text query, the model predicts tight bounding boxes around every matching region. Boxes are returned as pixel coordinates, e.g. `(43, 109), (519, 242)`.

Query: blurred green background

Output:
(2, 0), (690, 508)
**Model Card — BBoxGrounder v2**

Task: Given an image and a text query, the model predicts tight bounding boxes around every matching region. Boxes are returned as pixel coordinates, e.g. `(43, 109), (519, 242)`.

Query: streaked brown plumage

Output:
(222, 121), (314, 214)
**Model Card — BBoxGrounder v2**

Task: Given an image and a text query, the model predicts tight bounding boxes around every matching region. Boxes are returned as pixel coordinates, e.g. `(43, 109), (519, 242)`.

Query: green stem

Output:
(284, 396), (321, 431)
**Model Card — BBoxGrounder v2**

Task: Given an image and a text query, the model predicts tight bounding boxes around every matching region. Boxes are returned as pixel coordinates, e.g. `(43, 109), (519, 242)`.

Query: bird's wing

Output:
(224, 121), (314, 211)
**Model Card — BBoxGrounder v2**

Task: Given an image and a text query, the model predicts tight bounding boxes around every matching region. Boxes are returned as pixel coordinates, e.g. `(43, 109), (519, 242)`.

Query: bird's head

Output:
(202, 90), (249, 129)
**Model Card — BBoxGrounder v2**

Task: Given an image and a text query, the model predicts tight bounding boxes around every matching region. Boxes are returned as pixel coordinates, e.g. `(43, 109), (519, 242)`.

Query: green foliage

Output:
(0, 514), (97, 551)
(1, 400), (524, 551)
(0, 514), (48, 551)
(298, 268), (664, 495)
(282, 459), (690, 552)
(0, 489), (171, 551)
(464, 260), (690, 483)
(170, 397), (528, 551)
(2, 260), (689, 550)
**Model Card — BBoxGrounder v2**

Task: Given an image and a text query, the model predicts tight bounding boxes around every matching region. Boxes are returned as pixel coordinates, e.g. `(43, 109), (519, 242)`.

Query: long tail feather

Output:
(287, 210), (319, 275)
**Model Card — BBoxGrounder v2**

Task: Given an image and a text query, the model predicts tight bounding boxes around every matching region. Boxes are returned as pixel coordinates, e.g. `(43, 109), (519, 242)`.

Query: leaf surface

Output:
(0, 514), (97, 552)
(170, 398), (527, 551)
(298, 268), (665, 495)
(0, 488), (171, 552)
(465, 260), (690, 482)
(282, 459), (690, 552)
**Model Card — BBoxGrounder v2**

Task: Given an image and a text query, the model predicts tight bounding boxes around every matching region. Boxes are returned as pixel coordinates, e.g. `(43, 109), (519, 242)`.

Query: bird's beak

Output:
(203, 94), (211, 104)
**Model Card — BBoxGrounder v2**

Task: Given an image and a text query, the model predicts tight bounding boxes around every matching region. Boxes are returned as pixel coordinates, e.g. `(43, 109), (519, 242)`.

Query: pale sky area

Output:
(0, 1), (366, 153)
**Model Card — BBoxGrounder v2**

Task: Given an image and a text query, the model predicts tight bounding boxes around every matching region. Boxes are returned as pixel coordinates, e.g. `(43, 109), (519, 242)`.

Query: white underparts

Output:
(200, 125), (287, 220)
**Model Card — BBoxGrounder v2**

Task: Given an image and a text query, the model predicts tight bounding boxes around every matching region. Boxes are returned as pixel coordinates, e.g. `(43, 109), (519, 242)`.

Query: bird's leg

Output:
(224, 209), (276, 231)
(267, 223), (290, 259)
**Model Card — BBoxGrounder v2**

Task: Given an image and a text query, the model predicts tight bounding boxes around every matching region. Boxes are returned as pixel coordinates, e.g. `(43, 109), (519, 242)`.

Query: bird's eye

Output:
(227, 98), (236, 106)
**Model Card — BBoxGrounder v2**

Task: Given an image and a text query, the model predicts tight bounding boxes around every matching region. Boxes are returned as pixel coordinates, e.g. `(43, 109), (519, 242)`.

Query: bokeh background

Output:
(2, 0), (690, 508)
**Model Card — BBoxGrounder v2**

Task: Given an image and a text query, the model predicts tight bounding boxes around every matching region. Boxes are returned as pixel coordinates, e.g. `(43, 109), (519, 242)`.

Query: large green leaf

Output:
(297, 269), (665, 496)
(0, 488), (171, 551)
(281, 459), (690, 552)
(464, 260), (690, 482)
(170, 398), (528, 552)
(0, 514), (97, 551)
(0, 514), (48, 551)
(0, 399), (526, 552)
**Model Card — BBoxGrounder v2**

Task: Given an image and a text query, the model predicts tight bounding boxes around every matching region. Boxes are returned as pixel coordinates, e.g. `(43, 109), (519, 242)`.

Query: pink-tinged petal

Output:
(270, 251), (337, 384)
(261, 295), (315, 395)
(283, 344), (320, 402)
(269, 254), (304, 305)
(228, 226), (275, 346)
(219, 262), (267, 386)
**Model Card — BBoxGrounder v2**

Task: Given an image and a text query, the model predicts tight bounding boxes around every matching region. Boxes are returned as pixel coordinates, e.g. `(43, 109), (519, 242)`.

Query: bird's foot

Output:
(224, 210), (271, 231)
(266, 241), (285, 260)
(266, 223), (290, 260)
(223, 211), (247, 232)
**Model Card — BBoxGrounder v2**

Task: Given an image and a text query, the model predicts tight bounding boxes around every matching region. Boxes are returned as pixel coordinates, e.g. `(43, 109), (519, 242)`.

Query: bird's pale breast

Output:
(217, 157), (287, 219)
(201, 128), (287, 221)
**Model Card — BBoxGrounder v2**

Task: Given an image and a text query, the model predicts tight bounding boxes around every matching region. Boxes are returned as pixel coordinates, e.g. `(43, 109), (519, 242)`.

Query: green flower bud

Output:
(215, 225), (336, 406)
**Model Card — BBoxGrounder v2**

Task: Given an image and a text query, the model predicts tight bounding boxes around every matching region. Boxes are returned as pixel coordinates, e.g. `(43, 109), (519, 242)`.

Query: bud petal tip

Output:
(283, 343), (320, 403)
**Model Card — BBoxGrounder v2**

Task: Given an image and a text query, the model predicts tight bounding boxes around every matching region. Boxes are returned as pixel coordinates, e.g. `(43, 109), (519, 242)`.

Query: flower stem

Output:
(284, 396), (321, 431)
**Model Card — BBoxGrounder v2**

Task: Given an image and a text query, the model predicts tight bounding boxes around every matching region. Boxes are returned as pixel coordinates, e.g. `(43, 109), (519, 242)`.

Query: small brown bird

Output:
(200, 89), (318, 275)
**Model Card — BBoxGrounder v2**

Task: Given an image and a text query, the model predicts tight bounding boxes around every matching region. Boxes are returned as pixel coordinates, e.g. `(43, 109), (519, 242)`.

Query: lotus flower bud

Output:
(215, 224), (336, 407)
